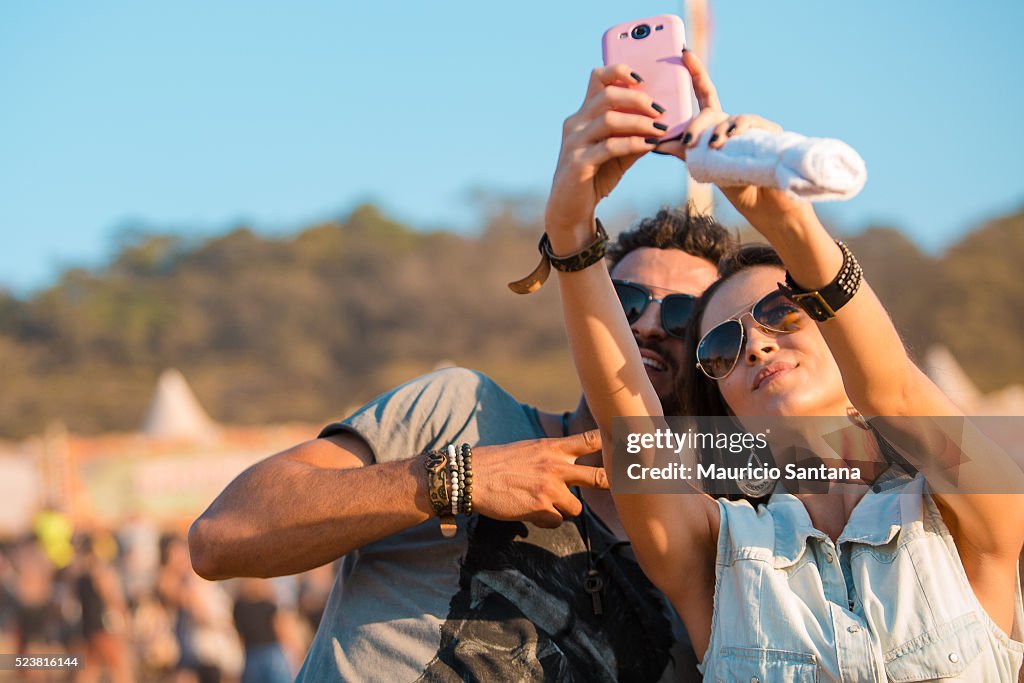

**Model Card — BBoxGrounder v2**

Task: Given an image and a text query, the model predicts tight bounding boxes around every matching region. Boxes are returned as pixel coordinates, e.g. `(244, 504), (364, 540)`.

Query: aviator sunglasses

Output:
(695, 288), (808, 380)
(612, 279), (698, 339)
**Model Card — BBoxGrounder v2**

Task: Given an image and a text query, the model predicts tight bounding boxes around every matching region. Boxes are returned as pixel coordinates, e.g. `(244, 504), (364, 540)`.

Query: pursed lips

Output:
(752, 362), (796, 391)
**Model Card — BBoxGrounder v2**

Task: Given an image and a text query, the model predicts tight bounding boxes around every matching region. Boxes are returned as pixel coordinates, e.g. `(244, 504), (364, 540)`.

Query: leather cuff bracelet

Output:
(508, 219), (609, 294)
(423, 449), (457, 537)
(777, 240), (862, 322)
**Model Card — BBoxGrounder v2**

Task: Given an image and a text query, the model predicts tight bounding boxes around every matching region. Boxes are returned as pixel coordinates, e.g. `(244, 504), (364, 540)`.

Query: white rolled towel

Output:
(684, 128), (867, 202)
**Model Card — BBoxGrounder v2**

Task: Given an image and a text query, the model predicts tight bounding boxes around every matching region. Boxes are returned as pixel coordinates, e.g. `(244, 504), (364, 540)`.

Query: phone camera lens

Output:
(631, 24), (651, 40)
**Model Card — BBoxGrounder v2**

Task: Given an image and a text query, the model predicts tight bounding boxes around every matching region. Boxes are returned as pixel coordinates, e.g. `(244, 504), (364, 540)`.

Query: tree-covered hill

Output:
(1, 202), (1021, 438)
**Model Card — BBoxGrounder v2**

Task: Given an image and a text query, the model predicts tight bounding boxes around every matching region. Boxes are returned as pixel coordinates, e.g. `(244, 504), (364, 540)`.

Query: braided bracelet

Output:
(508, 219), (610, 294)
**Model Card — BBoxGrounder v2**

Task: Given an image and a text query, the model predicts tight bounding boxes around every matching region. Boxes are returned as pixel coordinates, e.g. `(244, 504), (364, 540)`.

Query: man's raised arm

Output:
(189, 429), (606, 579)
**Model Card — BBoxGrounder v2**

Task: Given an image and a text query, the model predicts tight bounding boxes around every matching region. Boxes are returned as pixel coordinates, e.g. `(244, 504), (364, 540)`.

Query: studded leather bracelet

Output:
(777, 240), (863, 322)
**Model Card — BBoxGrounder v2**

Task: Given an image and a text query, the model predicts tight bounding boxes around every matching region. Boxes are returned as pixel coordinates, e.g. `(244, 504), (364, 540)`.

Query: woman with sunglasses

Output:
(544, 50), (1024, 681)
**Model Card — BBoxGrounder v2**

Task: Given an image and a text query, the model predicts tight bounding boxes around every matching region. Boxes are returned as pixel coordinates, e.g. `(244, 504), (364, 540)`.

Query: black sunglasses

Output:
(695, 288), (808, 380)
(612, 279), (698, 339)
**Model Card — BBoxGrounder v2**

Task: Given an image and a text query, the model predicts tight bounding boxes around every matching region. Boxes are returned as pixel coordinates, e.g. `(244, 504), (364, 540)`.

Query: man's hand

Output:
(471, 430), (606, 528)
(544, 64), (666, 243)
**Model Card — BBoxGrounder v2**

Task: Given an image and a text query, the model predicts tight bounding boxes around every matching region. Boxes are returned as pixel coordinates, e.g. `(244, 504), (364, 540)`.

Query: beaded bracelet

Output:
(460, 443), (474, 515)
(454, 443), (464, 514)
(447, 444), (459, 517)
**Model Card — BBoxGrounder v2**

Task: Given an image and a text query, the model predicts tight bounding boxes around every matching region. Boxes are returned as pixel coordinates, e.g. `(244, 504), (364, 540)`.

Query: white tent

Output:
(140, 369), (219, 442)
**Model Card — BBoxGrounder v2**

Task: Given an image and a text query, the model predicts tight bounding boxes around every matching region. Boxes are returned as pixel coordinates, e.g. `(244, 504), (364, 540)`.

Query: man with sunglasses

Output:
(606, 211), (728, 415)
(189, 64), (733, 681)
(188, 212), (730, 683)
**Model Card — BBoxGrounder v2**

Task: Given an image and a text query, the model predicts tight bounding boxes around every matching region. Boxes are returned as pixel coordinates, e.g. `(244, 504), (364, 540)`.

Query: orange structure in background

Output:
(0, 369), (321, 538)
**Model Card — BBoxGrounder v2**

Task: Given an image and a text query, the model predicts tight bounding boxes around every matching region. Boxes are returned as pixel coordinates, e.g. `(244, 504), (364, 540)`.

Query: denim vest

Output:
(699, 472), (1024, 682)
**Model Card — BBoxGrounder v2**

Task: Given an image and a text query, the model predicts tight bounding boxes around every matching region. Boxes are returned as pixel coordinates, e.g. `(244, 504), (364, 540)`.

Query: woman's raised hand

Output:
(664, 50), (813, 230)
(544, 64), (666, 248)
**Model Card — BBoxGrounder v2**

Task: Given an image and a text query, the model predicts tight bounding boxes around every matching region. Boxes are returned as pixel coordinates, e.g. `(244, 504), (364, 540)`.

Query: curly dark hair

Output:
(605, 206), (736, 272)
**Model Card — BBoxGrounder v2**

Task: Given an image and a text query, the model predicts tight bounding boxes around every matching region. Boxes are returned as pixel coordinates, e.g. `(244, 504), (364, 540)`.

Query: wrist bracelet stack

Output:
(423, 443), (475, 537)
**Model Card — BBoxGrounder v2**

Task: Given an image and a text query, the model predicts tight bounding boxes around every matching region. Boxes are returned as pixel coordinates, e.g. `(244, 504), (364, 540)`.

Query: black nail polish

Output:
(726, 123), (737, 135)
(630, 71), (644, 83)
(681, 132), (693, 145)
(644, 137), (660, 145)
(652, 122), (668, 131)
(651, 102), (666, 114)
(709, 134), (719, 144)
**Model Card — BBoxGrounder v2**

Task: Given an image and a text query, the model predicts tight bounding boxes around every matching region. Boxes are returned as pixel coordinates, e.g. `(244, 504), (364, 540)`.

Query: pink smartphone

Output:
(602, 15), (693, 141)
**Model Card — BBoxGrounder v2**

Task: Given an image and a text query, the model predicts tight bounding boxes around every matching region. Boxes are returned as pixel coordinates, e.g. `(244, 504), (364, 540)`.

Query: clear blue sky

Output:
(2, 1), (1023, 295)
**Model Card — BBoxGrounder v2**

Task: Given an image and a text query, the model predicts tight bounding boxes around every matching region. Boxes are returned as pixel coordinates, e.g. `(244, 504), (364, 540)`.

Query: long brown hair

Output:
(676, 244), (785, 502)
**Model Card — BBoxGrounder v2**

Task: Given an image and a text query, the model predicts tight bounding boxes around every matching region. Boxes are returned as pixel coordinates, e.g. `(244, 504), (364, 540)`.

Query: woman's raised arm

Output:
(673, 51), (1024, 571)
(543, 64), (719, 648)
(674, 51), (956, 420)
(544, 63), (666, 426)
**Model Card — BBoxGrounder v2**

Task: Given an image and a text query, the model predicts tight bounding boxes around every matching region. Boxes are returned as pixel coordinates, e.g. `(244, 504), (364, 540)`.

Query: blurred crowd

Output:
(0, 513), (335, 682)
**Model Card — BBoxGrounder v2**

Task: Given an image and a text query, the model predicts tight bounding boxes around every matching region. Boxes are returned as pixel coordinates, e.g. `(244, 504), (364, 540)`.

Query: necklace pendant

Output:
(584, 569), (604, 616)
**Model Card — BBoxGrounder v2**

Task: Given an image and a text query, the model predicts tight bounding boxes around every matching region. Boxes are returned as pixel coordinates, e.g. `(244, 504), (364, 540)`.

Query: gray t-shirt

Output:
(296, 368), (691, 682)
